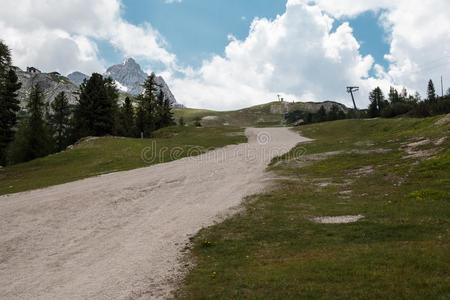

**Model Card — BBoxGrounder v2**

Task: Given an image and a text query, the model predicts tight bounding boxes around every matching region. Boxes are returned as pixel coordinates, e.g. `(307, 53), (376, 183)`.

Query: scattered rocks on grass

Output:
(349, 165), (374, 177)
(434, 113), (450, 126)
(434, 137), (447, 146)
(311, 215), (364, 224)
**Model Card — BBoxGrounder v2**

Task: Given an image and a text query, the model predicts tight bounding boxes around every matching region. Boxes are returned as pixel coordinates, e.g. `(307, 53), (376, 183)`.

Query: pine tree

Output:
(327, 104), (340, 121)
(136, 73), (158, 137)
(368, 87), (386, 118)
(157, 90), (175, 128)
(388, 87), (401, 104)
(50, 92), (71, 151)
(0, 42), (22, 165)
(0, 41), (11, 77)
(427, 79), (436, 102)
(74, 73), (117, 138)
(8, 85), (53, 164)
(118, 97), (135, 137)
(317, 106), (327, 122)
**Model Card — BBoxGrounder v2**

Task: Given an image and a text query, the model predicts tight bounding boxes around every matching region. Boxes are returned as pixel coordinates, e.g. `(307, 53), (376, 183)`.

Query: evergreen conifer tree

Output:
(74, 73), (117, 138)
(50, 92), (71, 151)
(119, 96), (135, 137)
(427, 79), (436, 102)
(0, 41), (21, 164)
(137, 73), (158, 137)
(368, 87), (386, 118)
(8, 85), (53, 164)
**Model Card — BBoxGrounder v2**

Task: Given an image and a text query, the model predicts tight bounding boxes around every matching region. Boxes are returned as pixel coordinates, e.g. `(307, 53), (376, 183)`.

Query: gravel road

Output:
(0, 127), (308, 299)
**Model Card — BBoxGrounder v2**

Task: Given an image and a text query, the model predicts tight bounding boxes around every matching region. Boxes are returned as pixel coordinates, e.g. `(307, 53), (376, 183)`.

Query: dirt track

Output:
(0, 127), (308, 299)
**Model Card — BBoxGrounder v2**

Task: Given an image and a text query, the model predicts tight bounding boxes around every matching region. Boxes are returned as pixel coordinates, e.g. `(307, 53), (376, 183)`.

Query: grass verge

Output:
(0, 126), (245, 195)
(177, 116), (450, 299)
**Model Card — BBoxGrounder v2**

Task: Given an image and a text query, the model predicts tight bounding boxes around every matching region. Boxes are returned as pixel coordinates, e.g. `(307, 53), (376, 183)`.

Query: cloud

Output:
(0, 0), (176, 75)
(311, 0), (450, 97)
(1, 0), (448, 109)
(164, 0), (182, 3)
(170, 0), (388, 110)
(170, 0), (450, 109)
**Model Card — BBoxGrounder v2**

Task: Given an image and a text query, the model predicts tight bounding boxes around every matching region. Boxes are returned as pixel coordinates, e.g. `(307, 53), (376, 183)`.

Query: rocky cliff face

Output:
(104, 58), (146, 95)
(68, 58), (179, 105)
(13, 67), (79, 107)
(67, 71), (89, 86)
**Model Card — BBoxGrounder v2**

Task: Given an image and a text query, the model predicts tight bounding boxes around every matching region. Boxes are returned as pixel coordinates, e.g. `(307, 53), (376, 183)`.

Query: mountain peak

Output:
(123, 57), (138, 66)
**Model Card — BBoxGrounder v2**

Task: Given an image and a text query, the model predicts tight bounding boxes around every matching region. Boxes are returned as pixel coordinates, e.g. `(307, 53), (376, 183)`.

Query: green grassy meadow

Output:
(177, 116), (450, 299)
(0, 126), (245, 195)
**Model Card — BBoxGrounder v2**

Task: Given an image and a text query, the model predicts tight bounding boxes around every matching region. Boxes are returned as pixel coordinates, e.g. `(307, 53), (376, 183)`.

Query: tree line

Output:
(285, 103), (348, 125)
(0, 41), (174, 166)
(368, 80), (450, 118)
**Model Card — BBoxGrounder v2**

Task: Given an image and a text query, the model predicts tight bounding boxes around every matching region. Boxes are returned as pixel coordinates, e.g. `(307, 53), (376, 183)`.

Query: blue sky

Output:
(4, 0), (447, 109)
(105, 0), (389, 71)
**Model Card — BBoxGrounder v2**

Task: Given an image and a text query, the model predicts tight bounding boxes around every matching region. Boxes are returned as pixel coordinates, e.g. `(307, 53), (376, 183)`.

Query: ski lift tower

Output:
(346, 86), (359, 110)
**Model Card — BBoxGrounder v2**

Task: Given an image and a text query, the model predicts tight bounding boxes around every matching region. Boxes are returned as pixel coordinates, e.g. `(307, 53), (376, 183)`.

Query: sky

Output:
(1, 0), (449, 110)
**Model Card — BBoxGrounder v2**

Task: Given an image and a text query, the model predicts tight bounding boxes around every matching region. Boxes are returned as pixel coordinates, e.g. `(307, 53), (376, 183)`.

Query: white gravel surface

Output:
(0, 127), (308, 300)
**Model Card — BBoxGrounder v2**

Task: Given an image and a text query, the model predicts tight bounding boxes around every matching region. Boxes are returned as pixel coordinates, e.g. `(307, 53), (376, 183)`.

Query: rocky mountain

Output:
(104, 58), (146, 95)
(67, 71), (89, 86)
(68, 58), (179, 105)
(13, 67), (79, 107)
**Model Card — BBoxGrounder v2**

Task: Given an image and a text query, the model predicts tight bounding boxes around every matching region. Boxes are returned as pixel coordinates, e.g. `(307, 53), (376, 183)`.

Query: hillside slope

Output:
(178, 115), (450, 299)
(175, 101), (348, 127)
(0, 126), (245, 195)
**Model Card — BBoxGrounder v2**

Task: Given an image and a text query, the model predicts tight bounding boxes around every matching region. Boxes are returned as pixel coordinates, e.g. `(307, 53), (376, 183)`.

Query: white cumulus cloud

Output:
(0, 0), (176, 75)
(170, 0), (387, 110)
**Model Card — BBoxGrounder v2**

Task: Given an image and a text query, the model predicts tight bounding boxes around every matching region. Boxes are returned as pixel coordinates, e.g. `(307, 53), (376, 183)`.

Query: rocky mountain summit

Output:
(14, 58), (180, 107)
(103, 58), (178, 105)
(104, 58), (146, 95)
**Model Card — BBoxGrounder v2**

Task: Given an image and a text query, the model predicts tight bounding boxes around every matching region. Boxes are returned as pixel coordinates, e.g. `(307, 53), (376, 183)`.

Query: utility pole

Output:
(441, 76), (444, 97)
(346, 86), (359, 110)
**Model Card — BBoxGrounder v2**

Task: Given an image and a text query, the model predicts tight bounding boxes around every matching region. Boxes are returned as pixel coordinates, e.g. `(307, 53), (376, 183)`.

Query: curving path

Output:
(0, 127), (308, 299)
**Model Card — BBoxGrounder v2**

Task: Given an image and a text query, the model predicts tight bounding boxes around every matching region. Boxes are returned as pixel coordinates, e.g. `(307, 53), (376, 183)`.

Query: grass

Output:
(177, 116), (450, 299)
(0, 126), (246, 195)
(174, 102), (291, 127)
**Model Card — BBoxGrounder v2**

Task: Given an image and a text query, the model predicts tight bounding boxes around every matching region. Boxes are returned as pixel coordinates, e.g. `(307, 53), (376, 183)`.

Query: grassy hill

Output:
(178, 115), (450, 299)
(0, 126), (245, 195)
(174, 101), (347, 127)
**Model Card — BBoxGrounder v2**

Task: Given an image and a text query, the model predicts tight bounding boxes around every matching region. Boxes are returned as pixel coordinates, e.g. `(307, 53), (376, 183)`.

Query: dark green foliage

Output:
(284, 110), (305, 124)
(118, 97), (135, 137)
(136, 73), (157, 137)
(158, 90), (175, 128)
(73, 73), (118, 138)
(178, 116), (185, 127)
(427, 79), (436, 102)
(50, 92), (72, 151)
(285, 105), (346, 126)
(316, 105), (327, 122)
(0, 41), (22, 165)
(136, 73), (175, 137)
(0, 69), (22, 164)
(368, 87), (387, 118)
(8, 85), (54, 164)
(368, 82), (450, 119)
(381, 102), (414, 118)
(327, 104), (345, 121)
(388, 86), (401, 104)
(194, 116), (202, 127)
